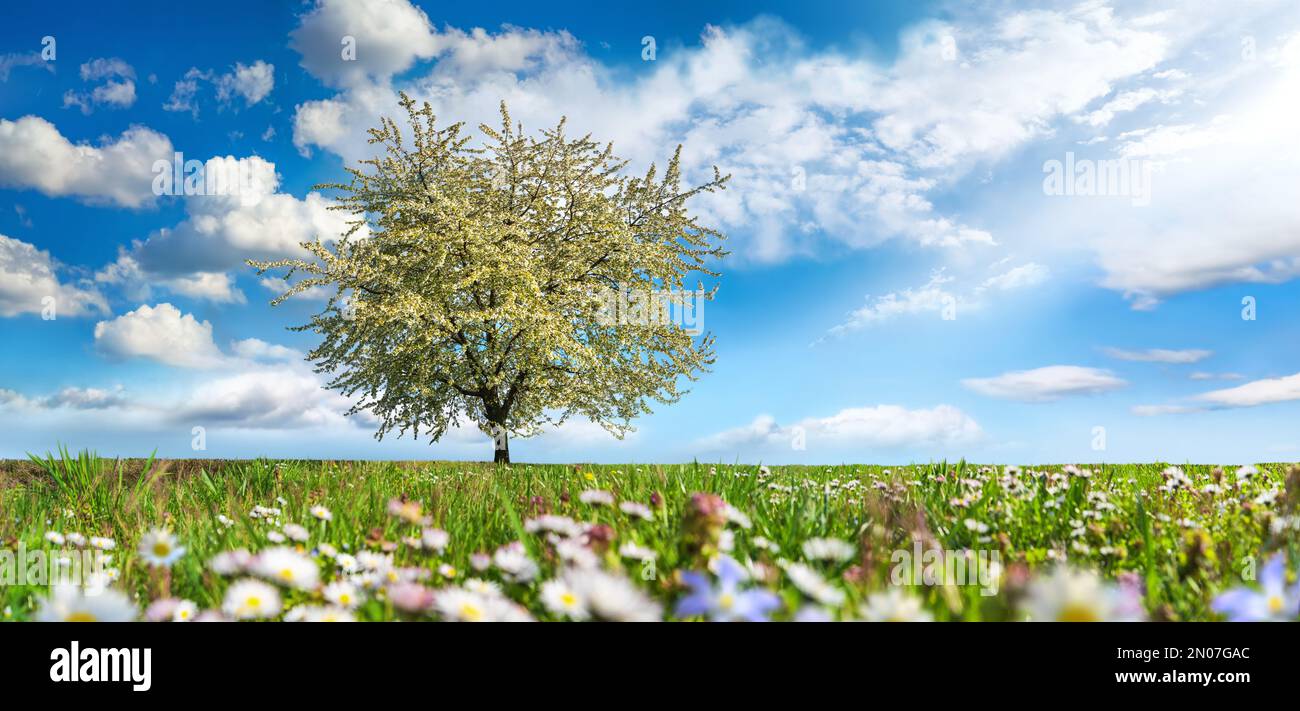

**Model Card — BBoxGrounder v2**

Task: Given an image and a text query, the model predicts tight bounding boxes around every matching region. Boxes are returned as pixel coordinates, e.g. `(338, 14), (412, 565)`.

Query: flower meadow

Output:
(2, 451), (1298, 622)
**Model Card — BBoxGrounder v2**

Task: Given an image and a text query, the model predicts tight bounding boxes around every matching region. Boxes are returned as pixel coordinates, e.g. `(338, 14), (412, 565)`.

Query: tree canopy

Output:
(251, 94), (728, 462)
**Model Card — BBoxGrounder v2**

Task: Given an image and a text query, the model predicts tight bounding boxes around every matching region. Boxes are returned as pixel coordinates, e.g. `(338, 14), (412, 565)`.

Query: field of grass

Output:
(2, 451), (1298, 622)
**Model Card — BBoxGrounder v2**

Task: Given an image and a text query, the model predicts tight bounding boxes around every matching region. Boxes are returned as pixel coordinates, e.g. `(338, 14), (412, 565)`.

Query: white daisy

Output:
(579, 489), (615, 506)
(252, 547), (320, 591)
(323, 581), (362, 609)
(859, 588), (933, 622)
(421, 528), (450, 553)
(619, 502), (654, 520)
(138, 529), (186, 568)
(563, 568), (661, 621)
(222, 579), (282, 620)
(1021, 567), (1144, 622)
(44, 531), (66, 546)
(541, 578), (590, 620)
(801, 537), (855, 562)
(36, 585), (137, 622)
(310, 505), (333, 521)
(172, 600), (198, 622)
(781, 561), (846, 606)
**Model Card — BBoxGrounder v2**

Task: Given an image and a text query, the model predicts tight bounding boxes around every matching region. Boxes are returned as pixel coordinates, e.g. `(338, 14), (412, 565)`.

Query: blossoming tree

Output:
(251, 95), (728, 463)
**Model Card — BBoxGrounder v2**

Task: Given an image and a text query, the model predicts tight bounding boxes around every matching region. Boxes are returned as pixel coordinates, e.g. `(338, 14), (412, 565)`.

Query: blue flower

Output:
(675, 555), (781, 622)
(1211, 555), (1300, 621)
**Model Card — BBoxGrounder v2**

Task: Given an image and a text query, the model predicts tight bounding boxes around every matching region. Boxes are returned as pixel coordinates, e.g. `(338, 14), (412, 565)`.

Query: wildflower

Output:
(252, 547), (320, 591)
(302, 605), (355, 622)
(282, 524), (310, 543)
(266, 531), (286, 544)
(1021, 567), (1144, 622)
(421, 528), (450, 553)
(579, 489), (615, 506)
(44, 531), (65, 546)
(780, 561), (846, 606)
(525, 515), (582, 537)
(618, 542), (658, 562)
(437, 563), (458, 578)
(216, 514), (235, 528)
(65, 532), (86, 547)
(89, 536), (116, 551)
(676, 555), (781, 622)
(324, 581), (362, 609)
(619, 501), (654, 521)
(335, 553), (359, 573)
(37, 585), (137, 622)
(470, 553), (491, 571)
(541, 579), (590, 620)
(317, 543), (338, 558)
(388, 582), (435, 614)
(145, 598), (181, 622)
(223, 579), (282, 620)
(209, 549), (253, 575)
(563, 567), (662, 622)
(138, 529), (185, 568)
(386, 497), (428, 525)
(859, 589), (933, 622)
(493, 541), (539, 583)
(433, 587), (527, 622)
(801, 537), (855, 563)
(172, 600), (198, 622)
(310, 505), (333, 521)
(1211, 555), (1300, 621)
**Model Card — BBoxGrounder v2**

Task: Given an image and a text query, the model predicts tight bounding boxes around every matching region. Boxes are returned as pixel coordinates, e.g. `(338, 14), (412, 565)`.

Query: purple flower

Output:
(675, 555), (781, 622)
(1211, 555), (1300, 621)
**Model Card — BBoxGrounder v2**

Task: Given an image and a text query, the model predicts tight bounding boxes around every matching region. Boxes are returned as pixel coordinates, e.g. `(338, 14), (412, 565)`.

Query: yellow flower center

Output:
(461, 603), (483, 621)
(153, 542), (171, 557)
(1058, 603), (1101, 622)
(718, 593), (735, 610)
(65, 611), (97, 622)
(560, 592), (577, 608)
(246, 596), (261, 610)
(339, 594), (352, 605)
(1268, 595), (1284, 613)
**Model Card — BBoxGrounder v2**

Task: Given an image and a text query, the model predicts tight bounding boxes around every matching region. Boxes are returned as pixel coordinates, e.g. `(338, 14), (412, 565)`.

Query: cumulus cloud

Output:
(94, 155), (363, 301)
(0, 117), (172, 208)
(0, 234), (108, 317)
(698, 404), (983, 452)
(163, 60), (275, 116)
(62, 57), (137, 114)
(1102, 347), (1211, 363)
(93, 303), (227, 368)
(0, 51), (53, 81)
(287, 1), (1174, 261)
(962, 365), (1127, 402)
(289, 0), (440, 88)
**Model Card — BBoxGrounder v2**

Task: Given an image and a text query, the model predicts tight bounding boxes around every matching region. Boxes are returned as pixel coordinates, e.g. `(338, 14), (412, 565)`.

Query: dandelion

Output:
(676, 555), (781, 622)
(1211, 555), (1300, 621)
(801, 537), (855, 563)
(541, 579), (590, 620)
(252, 547), (320, 591)
(310, 505), (333, 521)
(859, 588), (933, 622)
(222, 579), (282, 620)
(37, 585), (137, 622)
(1021, 567), (1144, 622)
(138, 529), (185, 568)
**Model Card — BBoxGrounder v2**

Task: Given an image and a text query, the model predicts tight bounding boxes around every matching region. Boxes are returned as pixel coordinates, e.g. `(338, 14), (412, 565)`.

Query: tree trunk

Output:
(493, 428), (510, 464)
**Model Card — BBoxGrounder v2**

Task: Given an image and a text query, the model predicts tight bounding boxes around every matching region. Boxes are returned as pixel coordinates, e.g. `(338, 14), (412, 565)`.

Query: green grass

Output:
(1, 453), (1296, 621)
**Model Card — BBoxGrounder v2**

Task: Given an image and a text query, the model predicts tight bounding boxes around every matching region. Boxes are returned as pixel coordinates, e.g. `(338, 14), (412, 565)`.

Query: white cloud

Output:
(0, 52), (53, 81)
(962, 365), (1127, 402)
(215, 60), (275, 105)
(93, 303), (226, 368)
(1102, 347), (1211, 363)
(229, 338), (301, 362)
(0, 234), (107, 317)
(1189, 371), (1243, 381)
(821, 270), (960, 339)
(0, 116), (172, 208)
(289, 0), (440, 88)
(979, 262), (1049, 291)
(1195, 372), (1300, 408)
(171, 368), (363, 429)
(95, 155), (363, 300)
(1131, 404), (1204, 416)
(698, 405), (983, 452)
(62, 57), (136, 114)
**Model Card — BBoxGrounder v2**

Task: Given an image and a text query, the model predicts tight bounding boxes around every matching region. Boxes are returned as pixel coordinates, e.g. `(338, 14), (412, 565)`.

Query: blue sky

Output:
(2, 0), (1300, 464)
